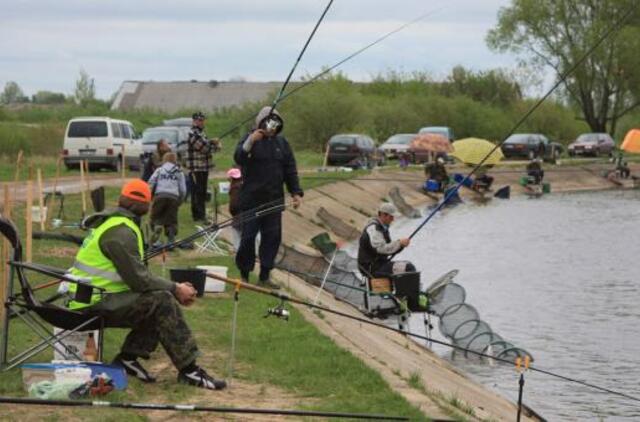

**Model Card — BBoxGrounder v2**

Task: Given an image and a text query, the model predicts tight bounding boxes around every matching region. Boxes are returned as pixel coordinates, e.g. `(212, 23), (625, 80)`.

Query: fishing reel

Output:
(264, 300), (289, 321)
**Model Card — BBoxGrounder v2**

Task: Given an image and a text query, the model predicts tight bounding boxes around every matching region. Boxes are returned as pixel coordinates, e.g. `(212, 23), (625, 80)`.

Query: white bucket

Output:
(31, 206), (47, 224)
(196, 265), (227, 293)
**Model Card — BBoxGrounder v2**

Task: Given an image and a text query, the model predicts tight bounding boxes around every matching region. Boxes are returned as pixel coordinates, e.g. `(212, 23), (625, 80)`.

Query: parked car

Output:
(501, 133), (563, 160)
(62, 117), (142, 171)
(141, 126), (190, 163)
(418, 126), (455, 142)
(326, 134), (384, 168)
(567, 133), (615, 157)
(379, 133), (416, 159)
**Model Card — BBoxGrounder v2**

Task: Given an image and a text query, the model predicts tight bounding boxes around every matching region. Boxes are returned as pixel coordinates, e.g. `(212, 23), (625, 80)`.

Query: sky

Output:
(0, 0), (519, 99)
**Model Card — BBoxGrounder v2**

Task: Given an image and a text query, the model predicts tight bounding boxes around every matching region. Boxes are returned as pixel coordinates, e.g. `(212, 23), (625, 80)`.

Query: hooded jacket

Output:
(233, 107), (303, 210)
(148, 162), (187, 201)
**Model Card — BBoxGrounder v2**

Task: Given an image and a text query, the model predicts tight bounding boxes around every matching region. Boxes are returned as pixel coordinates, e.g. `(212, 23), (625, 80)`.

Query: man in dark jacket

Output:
(67, 179), (226, 390)
(234, 106), (303, 288)
(186, 112), (220, 222)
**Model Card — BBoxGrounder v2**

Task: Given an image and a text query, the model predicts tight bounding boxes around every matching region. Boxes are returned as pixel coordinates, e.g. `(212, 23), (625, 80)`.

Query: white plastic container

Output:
(218, 181), (230, 194)
(52, 328), (100, 361)
(196, 265), (227, 293)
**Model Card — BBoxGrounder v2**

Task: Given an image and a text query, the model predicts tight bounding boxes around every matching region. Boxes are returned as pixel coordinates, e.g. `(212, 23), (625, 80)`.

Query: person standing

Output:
(148, 152), (187, 248)
(233, 107), (303, 288)
(186, 112), (220, 222)
(67, 179), (226, 390)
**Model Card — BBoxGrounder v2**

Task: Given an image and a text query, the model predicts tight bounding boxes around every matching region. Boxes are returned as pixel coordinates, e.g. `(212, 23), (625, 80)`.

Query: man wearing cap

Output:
(67, 179), (226, 390)
(186, 111), (221, 222)
(358, 203), (413, 278)
(234, 106), (303, 288)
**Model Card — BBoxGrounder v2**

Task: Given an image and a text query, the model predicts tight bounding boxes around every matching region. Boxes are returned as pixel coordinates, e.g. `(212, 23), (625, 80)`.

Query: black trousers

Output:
(235, 211), (282, 281)
(190, 171), (208, 221)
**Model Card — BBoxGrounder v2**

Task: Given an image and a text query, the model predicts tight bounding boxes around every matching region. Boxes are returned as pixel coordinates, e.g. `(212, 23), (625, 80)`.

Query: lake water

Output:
(393, 190), (640, 421)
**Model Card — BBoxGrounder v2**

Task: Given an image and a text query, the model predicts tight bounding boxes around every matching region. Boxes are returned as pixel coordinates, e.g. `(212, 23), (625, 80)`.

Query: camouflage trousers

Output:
(85, 290), (199, 370)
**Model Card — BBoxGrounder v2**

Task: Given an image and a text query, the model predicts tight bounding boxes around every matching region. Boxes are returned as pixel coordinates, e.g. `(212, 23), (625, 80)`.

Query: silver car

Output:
(379, 134), (416, 159)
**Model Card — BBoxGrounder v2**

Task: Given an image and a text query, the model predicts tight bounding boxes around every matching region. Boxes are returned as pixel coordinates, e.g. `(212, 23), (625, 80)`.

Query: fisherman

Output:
(148, 152), (187, 248)
(358, 203), (427, 309)
(186, 111), (221, 222)
(526, 158), (544, 184)
(234, 106), (303, 288)
(66, 179), (226, 390)
(141, 139), (171, 182)
(424, 157), (448, 192)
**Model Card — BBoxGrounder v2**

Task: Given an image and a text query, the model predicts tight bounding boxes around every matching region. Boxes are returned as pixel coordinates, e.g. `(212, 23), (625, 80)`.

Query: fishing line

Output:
(267, 0), (335, 118)
(216, 9), (441, 140)
(206, 273), (640, 405)
(399, 2), (640, 244)
(0, 396), (408, 420)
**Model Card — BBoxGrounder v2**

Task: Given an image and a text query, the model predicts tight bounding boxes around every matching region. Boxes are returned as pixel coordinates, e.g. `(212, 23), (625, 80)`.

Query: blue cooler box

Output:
(424, 179), (440, 192)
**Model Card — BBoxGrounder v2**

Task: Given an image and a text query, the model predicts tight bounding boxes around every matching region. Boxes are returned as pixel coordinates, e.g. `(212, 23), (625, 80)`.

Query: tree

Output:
(0, 81), (28, 104)
(440, 66), (523, 107)
(32, 90), (67, 104)
(487, 0), (640, 135)
(74, 69), (96, 104)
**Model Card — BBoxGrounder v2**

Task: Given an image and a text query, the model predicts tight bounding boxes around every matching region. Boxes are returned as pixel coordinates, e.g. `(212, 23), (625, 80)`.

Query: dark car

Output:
(326, 134), (384, 167)
(567, 133), (615, 157)
(501, 133), (563, 160)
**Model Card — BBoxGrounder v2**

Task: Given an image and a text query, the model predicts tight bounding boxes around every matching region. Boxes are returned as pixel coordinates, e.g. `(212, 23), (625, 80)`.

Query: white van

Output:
(62, 117), (142, 171)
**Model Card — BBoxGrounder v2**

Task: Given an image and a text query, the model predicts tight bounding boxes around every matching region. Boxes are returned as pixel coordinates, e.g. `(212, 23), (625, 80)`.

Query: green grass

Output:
(0, 185), (428, 421)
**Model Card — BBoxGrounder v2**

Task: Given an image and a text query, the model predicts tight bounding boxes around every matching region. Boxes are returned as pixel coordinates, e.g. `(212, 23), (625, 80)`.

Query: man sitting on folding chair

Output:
(357, 203), (428, 311)
(66, 179), (226, 390)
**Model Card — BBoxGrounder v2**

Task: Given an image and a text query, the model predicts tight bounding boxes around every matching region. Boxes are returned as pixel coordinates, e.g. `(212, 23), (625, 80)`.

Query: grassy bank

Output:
(0, 175), (429, 420)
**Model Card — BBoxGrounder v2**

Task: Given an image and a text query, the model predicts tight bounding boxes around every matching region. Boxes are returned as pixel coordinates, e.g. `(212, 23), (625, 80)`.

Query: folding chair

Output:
(194, 225), (227, 255)
(0, 216), (105, 371)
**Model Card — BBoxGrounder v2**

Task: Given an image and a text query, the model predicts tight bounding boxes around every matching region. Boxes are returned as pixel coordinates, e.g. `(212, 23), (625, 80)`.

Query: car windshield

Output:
(504, 134), (531, 144)
(419, 128), (448, 137)
(142, 130), (179, 145)
(384, 134), (415, 145)
(330, 136), (355, 146)
(575, 134), (599, 143)
(68, 121), (108, 138)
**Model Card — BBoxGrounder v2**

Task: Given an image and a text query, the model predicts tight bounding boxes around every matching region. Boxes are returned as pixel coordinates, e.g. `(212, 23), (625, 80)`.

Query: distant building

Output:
(110, 80), (282, 113)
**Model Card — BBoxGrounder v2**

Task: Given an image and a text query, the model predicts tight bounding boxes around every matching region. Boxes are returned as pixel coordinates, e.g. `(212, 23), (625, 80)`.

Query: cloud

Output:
(0, 0), (516, 98)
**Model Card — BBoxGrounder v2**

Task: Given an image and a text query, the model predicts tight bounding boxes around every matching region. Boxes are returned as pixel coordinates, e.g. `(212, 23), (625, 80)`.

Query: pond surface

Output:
(394, 190), (640, 421)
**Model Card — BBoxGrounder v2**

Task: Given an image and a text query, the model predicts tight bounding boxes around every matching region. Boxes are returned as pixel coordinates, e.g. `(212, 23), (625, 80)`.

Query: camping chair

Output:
(194, 225), (227, 255)
(0, 216), (105, 371)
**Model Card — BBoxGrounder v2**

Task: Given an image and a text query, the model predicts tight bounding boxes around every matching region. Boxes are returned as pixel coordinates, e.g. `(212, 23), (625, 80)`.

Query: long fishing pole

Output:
(400, 2), (640, 243)
(216, 9), (440, 140)
(0, 396), (407, 420)
(206, 272), (640, 405)
(268, 0), (335, 117)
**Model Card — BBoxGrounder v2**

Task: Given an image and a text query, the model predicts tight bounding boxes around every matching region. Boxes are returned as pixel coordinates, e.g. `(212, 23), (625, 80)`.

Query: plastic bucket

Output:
(170, 268), (206, 297)
(425, 179), (440, 192)
(519, 176), (529, 186)
(542, 182), (551, 194)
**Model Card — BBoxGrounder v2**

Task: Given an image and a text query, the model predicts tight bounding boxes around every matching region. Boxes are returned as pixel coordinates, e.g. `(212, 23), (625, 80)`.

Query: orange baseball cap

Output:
(121, 179), (152, 203)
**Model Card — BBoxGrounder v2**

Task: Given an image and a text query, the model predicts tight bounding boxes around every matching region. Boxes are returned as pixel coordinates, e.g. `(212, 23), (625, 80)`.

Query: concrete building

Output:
(110, 80), (282, 113)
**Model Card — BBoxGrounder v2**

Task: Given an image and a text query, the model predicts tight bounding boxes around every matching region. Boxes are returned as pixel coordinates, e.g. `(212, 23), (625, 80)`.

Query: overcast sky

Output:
(0, 0), (518, 99)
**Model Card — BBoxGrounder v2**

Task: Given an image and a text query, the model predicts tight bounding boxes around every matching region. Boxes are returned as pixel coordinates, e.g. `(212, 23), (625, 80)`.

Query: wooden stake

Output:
(47, 154), (63, 229)
(0, 185), (9, 326)
(25, 180), (33, 263)
(322, 142), (330, 168)
(37, 168), (45, 231)
(84, 160), (91, 192)
(12, 150), (23, 201)
(80, 159), (87, 217)
(121, 145), (126, 181)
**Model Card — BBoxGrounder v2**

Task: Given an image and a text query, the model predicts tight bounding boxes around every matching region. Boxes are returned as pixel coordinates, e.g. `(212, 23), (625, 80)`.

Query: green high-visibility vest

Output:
(68, 216), (144, 310)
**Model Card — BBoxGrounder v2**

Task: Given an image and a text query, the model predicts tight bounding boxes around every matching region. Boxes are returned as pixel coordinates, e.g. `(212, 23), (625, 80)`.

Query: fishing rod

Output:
(399, 2), (640, 243)
(0, 396), (408, 420)
(268, 0), (335, 117)
(144, 198), (286, 260)
(216, 9), (440, 140)
(206, 272), (640, 405)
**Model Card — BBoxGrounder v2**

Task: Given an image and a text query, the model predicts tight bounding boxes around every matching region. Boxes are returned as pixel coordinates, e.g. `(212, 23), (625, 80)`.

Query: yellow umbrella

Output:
(451, 137), (504, 166)
(621, 129), (640, 153)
